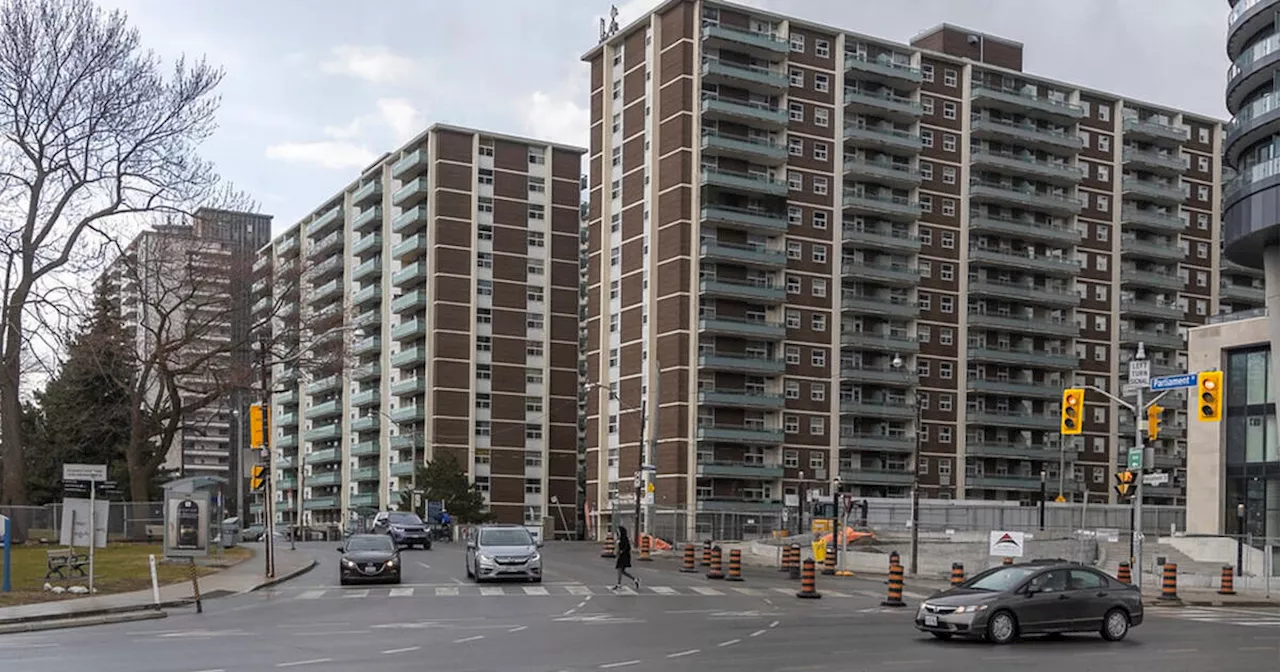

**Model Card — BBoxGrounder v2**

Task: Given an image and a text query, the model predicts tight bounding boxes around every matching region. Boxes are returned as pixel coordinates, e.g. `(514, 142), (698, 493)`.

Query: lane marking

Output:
(191, 669), (225, 672)
(277, 659), (331, 668)
(1164, 649), (1199, 654)
(650, 586), (679, 595)
(613, 586), (637, 595)
(750, 629), (766, 637)
(566, 585), (593, 595)
(562, 609), (578, 616)
(508, 625), (528, 633)
(436, 587), (459, 596)
(524, 586), (550, 596)
(382, 647), (420, 655)
(771, 588), (792, 595)
(453, 635), (485, 643)
(576, 601), (588, 609)
(451, 577), (466, 585)
(480, 587), (505, 596)
(717, 638), (741, 647)
(584, 595), (593, 601)
(883, 661), (935, 667)
(599, 661), (640, 669)
(297, 590), (326, 600)
(388, 588), (414, 597)
(691, 587), (723, 596)
(825, 590), (848, 597)
(769, 620), (780, 628)
(1238, 646), (1275, 651)
(343, 589), (369, 599)
(416, 562), (431, 569)
(293, 630), (369, 637)
(732, 587), (762, 596)
(666, 649), (699, 658)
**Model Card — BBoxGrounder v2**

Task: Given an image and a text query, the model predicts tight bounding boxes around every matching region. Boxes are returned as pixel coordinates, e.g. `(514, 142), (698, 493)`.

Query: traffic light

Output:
(250, 465), (266, 491)
(1197, 371), (1223, 422)
(250, 403), (268, 448)
(1060, 388), (1084, 435)
(1147, 404), (1164, 441)
(1114, 470), (1136, 498)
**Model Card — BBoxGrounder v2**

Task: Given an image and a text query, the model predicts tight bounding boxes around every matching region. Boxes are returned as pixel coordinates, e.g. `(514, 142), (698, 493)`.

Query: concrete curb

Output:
(1146, 598), (1280, 608)
(244, 557), (318, 593)
(0, 609), (167, 634)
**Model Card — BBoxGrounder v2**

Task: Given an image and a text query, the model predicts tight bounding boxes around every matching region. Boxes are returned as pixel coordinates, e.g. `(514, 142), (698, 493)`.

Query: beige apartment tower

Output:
(252, 124), (584, 534)
(581, 0), (1258, 537)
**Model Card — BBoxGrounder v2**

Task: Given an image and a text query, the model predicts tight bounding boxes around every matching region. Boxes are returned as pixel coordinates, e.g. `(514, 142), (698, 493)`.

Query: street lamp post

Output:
(1039, 470), (1047, 530)
(891, 354), (920, 576)
(585, 380), (652, 549)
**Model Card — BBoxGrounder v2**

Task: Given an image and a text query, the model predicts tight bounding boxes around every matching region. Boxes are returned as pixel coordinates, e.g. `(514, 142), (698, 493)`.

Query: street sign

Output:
(63, 463), (107, 482)
(1121, 383), (1140, 396)
(1143, 472), (1170, 486)
(63, 480), (90, 498)
(1128, 360), (1151, 386)
(1127, 448), (1143, 470)
(1151, 373), (1198, 391)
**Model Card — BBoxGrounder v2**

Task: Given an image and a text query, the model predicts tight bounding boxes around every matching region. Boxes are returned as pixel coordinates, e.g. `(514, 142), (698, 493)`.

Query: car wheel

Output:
(1101, 608), (1130, 642)
(930, 632), (952, 641)
(530, 576), (542, 584)
(985, 610), (1019, 645)
(465, 561), (473, 578)
(339, 578), (348, 587)
(424, 542), (432, 550)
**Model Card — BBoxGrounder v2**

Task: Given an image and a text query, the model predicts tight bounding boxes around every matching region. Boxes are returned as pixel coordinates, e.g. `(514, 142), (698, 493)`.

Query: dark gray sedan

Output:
(338, 534), (402, 585)
(915, 561), (1143, 644)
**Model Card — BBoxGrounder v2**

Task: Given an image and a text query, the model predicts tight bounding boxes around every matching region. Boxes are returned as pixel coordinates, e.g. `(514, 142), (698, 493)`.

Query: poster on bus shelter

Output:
(164, 490), (210, 558)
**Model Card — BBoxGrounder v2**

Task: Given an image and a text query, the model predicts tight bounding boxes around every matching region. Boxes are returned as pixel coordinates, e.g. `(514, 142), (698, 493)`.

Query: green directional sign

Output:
(1127, 448), (1143, 471)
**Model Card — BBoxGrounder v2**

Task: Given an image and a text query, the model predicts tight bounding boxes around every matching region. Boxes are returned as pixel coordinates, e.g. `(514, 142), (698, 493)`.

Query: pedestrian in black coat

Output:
(612, 526), (640, 590)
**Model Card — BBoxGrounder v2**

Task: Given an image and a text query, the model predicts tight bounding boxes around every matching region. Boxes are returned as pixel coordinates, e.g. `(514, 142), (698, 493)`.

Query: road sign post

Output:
(1, 514), (10, 593)
(62, 463), (107, 595)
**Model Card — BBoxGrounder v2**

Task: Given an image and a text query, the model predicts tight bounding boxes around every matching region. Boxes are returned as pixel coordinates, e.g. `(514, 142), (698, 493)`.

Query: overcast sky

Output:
(101, 0), (1230, 233)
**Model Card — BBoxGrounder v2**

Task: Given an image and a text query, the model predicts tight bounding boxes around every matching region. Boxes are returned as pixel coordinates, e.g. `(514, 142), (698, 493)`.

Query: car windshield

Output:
(346, 536), (395, 552)
(479, 528), (533, 546)
(963, 567), (1039, 592)
(388, 512), (423, 526)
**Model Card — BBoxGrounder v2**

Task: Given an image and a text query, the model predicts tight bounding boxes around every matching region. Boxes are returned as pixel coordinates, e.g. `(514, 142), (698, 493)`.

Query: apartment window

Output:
(938, 427), (952, 443)
(813, 142), (828, 162)
(787, 206), (802, 226)
(478, 168), (494, 185)
(939, 362), (953, 379)
(528, 177), (545, 194)
(809, 417), (826, 436)
(941, 166), (956, 185)
(527, 313), (544, 330)
(784, 417), (800, 435)
(812, 244), (827, 263)
(812, 211), (828, 229)
(813, 176), (828, 195)
(1098, 104), (1111, 121)
(528, 259), (545, 276)
(789, 33), (805, 52)
(810, 383), (825, 402)
(785, 345), (801, 365)
(787, 170), (803, 190)
(921, 63), (934, 82)
(919, 293), (931, 311)
(811, 313), (826, 332)
(475, 421), (491, 437)
(528, 204), (545, 220)
(940, 263), (954, 281)
(789, 101), (804, 122)
(527, 286), (544, 302)
(811, 348), (826, 368)
(920, 162), (934, 181)
(939, 394), (953, 412)
(939, 327), (953, 345)
(1197, 212), (1209, 229)
(526, 368), (543, 384)
(478, 197), (494, 213)
(1097, 165), (1109, 182)
(1198, 185), (1210, 201)
(814, 73), (830, 92)
(789, 136), (804, 156)
(785, 309), (801, 328)
(942, 101), (957, 120)
(809, 451), (825, 468)
(479, 144), (494, 157)
(524, 479), (541, 494)
(527, 231), (545, 247)
(1198, 127), (1210, 144)
(786, 275), (801, 294)
(1198, 156), (1210, 172)
(814, 39), (830, 57)
(943, 68), (957, 87)
(476, 336), (492, 352)
(1097, 195), (1109, 212)
(939, 295), (953, 313)
(526, 341), (544, 357)
(812, 278), (827, 298)
(477, 252), (493, 268)
(477, 279), (493, 296)
(942, 134), (957, 152)
(477, 363), (491, 380)
(784, 449), (800, 467)
(940, 231), (955, 248)
(919, 260), (932, 277)
(921, 96), (934, 115)
(918, 325), (931, 343)
(1093, 315), (1107, 331)
(476, 393), (491, 410)
(786, 240), (802, 259)
(919, 195), (932, 213)
(789, 68), (804, 88)
(814, 108), (829, 127)
(529, 150), (545, 165)
(921, 129), (933, 147)
(1096, 224), (1109, 242)
(785, 380), (800, 399)
(1195, 270), (1207, 287)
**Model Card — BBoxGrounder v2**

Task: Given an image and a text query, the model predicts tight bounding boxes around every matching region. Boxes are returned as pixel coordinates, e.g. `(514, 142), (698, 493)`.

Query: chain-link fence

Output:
(597, 506), (787, 546)
(864, 499), (1186, 536)
(0, 502), (165, 543)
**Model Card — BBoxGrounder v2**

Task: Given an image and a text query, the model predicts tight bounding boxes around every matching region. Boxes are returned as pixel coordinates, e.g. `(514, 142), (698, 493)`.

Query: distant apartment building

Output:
(251, 124), (584, 534)
(580, 0), (1256, 537)
(101, 208), (271, 513)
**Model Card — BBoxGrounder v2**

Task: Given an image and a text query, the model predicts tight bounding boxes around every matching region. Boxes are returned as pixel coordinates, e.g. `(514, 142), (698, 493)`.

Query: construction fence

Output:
(0, 501), (166, 543)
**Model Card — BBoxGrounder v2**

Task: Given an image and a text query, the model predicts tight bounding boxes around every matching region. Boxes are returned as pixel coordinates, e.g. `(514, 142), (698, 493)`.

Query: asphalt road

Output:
(1, 541), (1278, 671)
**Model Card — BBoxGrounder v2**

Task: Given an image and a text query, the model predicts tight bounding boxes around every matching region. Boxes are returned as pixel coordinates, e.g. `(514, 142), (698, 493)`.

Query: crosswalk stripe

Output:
(691, 587), (723, 596)
(614, 586), (638, 595)
(435, 587), (458, 596)
(480, 587), (505, 596)
(826, 590), (848, 597)
(650, 586), (678, 595)
(388, 588), (414, 597)
(731, 588), (762, 596)
(523, 586), (549, 596)
(297, 589), (326, 600)
(565, 585), (593, 595)
(344, 590), (369, 598)
(771, 588), (793, 595)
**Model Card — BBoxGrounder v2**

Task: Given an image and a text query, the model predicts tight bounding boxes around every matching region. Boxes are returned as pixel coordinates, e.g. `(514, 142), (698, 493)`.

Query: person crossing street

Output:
(612, 526), (640, 590)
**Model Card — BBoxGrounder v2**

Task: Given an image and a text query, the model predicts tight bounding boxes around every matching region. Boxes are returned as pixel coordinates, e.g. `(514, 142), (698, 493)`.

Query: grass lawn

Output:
(0, 543), (252, 608)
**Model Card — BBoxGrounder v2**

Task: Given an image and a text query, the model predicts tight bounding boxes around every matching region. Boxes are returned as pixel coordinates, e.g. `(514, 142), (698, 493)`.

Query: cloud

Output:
(264, 141), (377, 170)
(320, 45), (421, 85)
(375, 98), (425, 144)
(265, 98), (426, 169)
(522, 89), (590, 149)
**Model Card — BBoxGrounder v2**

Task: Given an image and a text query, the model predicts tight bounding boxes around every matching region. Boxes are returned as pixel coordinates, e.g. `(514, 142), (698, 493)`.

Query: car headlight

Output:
(390, 526), (404, 533)
(386, 559), (398, 568)
(530, 552), (541, 563)
(341, 558), (356, 568)
(477, 554), (494, 565)
(953, 604), (988, 614)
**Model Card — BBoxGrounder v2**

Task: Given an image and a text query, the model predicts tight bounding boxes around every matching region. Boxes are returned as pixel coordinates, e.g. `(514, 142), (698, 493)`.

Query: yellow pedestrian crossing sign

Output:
(1055, 495), (1066, 503)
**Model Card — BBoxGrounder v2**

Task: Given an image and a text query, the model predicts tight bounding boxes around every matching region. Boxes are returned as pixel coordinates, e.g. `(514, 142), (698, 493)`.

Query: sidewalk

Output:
(0, 544), (316, 629)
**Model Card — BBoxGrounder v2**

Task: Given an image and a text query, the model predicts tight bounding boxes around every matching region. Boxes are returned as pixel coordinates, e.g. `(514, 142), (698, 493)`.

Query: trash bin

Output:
(220, 517), (242, 548)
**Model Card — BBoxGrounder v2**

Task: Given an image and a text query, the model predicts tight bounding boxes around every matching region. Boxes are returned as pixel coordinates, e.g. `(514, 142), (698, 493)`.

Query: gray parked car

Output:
(915, 560), (1143, 644)
(465, 524), (543, 583)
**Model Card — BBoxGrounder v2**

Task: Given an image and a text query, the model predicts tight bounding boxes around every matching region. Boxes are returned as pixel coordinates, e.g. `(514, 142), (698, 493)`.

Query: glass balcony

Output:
(352, 440), (381, 457)
(839, 365), (911, 385)
(970, 117), (1084, 152)
(350, 389), (379, 407)
(352, 233), (382, 256)
(1221, 282), (1264, 303)
(841, 294), (919, 317)
(305, 207), (343, 237)
(964, 411), (1059, 431)
(843, 88), (922, 121)
(391, 346), (426, 367)
(1121, 148), (1188, 176)
(967, 212), (1081, 245)
(351, 467), (380, 482)
(841, 262), (920, 286)
(840, 227), (921, 252)
(839, 400), (916, 420)
(700, 95), (789, 129)
(970, 84), (1085, 121)
(1119, 208), (1185, 234)
(350, 415), (379, 433)
(843, 158), (921, 188)
(391, 462), (416, 477)
(968, 181), (1082, 216)
(700, 131), (787, 164)
(393, 177), (428, 207)
(840, 331), (919, 352)
(393, 262), (424, 287)
(1125, 299), (1185, 320)
(966, 442), (1077, 461)
(352, 207), (382, 232)
(392, 318), (426, 341)
(696, 425), (784, 445)
(393, 205), (428, 234)
(391, 289), (428, 313)
(305, 399), (342, 420)
(840, 468), (914, 486)
(968, 247), (1079, 276)
(1120, 268), (1183, 291)
(695, 461), (785, 479)
(697, 316), (786, 339)
(1119, 328), (1184, 350)
(304, 496), (340, 511)
(277, 412), (298, 427)
(700, 204), (789, 233)
(844, 53), (923, 84)
(700, 240), (787, 269)
(390, 405), (424, 423)
(392, 234), (428, 260)
(843, 124), (922, 153)
(353, 285), (381, 307)
(353, 363), (382, 382)
(391, 149), (426, 179)
(308, 470), (341, 487)
(351, 493), (380, 508)
(1121, 178), (1185, 205)
(310, 375), (342, 393)
(968, 280), (1080, 307)
(310, 279), (342, 304)
(965, 475), (1054, 492)
(697, 353), (786, 375)
(309, 231), (343, 257)
(841, 189), (922, 221)
(1122, 117), (1188, 145)
(352, 180), (382, 205)
(967, 346), (1078, 369)
(969, 150), (1083, 185)
(701, 168), (788, 197)
(276, 436), (298, 450)
(392, 377), (425, 396)
(839, 433), (915, 453)
(697, 388), (786, 410)
(276, 235), (299, 256)
(1120, 236), (1184, 262)
(352, 258), (381, 282)
(701, 23), (788, 57)
(391, 435), (421, 450)
(699, 58), (788, 93)
(305, 447), (341, 464)
(699, 278), (786, 303)
(276, 389), (298, 406)
(304, 423), (342, 443)
(967, 378), (1064, 400)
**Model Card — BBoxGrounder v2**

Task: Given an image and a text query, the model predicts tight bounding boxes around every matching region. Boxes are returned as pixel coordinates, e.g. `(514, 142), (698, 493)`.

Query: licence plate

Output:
(924, 615), (939, 627)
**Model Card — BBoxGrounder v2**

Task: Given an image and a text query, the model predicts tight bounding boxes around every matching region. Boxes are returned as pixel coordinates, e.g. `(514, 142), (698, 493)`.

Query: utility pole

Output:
(910, 390), (921, 576)
(1038, 470), (1046, 530)
(641, 361), (660, 546)
(258, 338), (275, 579)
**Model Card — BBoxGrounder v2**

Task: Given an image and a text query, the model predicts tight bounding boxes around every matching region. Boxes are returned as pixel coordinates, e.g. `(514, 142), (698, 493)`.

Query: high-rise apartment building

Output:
(251, 124), (584, 534)
(581, 0), (1257, 537)
(101, 207), (271, 514)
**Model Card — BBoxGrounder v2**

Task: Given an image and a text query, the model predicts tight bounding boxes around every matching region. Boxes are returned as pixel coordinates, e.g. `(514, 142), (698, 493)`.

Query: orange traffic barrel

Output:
(726, 549), (743, 582)
(795, 558), (822, 599)
(882, 563), (905, 607)
(950, 562), (965, 587)
(1219, 565), (1236, 596)
(679, 544), (697, 573)
(601, 534), (616, 559)
(637, 534), (652, 562)
(707, 545), (725, 579)
(1117, 561), (1131, 584)
(1159, 562), (1180, 602)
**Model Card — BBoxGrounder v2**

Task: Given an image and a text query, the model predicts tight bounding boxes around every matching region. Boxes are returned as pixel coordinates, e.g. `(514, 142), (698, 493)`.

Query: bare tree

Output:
(0, 0), (236, 504)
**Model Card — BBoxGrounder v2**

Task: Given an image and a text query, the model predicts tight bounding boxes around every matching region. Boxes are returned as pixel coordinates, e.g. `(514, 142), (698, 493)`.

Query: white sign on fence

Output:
(989, 530), (1026, 558)
(62, 463), (107, 482)
(59, 498), (108, 548)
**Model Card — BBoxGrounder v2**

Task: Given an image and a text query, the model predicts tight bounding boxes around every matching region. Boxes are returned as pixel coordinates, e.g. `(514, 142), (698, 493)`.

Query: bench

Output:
(144, 525), (164, 542)
(45, 548), (89, 580)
